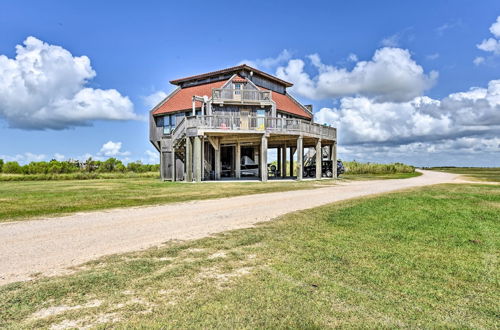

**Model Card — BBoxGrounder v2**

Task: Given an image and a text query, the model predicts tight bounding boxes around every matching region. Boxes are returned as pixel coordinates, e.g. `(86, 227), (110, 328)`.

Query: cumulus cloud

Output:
(0, 152), (46, 164)
(315, 79), (500, 154)
(144, 91), (168, 108)
(239, 50), (292, 69)
(276, 47), (438, 102)
(0, 36), (137, 130)
(98, 141), (131, 157)
(477, 16), (500, 55)
(53, 153), (65, 161)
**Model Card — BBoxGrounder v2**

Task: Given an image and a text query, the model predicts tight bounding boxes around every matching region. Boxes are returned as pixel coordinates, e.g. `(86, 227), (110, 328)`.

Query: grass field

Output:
(1, 183), (498, 328)
(0, 172), (420, 223)
(431, 167), (500, 182)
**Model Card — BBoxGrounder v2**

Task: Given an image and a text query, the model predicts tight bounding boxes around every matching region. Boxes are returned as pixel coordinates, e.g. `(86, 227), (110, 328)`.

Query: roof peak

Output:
(169, 64), (293, 88)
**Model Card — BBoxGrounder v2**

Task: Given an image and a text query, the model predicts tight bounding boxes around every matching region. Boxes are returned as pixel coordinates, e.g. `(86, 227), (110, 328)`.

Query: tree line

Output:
(0, 158), (160, 175)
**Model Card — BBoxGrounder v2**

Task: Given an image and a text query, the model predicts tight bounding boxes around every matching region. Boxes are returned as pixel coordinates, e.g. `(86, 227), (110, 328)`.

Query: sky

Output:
(0, 0), (499, 166)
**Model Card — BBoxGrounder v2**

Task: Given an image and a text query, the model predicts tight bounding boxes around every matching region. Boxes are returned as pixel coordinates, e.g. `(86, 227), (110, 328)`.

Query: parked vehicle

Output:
(303, 160), (344, 178)
(241, 156), (259, 176)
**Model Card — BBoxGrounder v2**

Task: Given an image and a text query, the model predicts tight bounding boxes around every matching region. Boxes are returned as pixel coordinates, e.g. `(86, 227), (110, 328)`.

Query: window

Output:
(234, 83), (241, 95)
(163, 114), (179, 134)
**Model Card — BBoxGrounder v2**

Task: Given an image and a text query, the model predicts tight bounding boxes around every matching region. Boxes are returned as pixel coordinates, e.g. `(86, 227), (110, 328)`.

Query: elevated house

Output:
(149, 64), (337, 182)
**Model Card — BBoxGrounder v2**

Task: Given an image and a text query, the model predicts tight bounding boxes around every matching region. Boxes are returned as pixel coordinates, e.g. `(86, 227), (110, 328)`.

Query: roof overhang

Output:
(169, 64), (293, 88)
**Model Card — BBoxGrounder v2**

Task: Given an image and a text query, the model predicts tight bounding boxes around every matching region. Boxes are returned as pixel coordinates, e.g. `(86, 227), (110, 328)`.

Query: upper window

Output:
(234, 83), (241, 95)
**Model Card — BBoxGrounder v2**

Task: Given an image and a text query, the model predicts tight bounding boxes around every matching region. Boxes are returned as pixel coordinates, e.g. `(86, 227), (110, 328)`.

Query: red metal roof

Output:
(152, 80), (227, 115)
(232, 76), (247, 83)
(271, 91), (312, 119)
(152, 80), (312, 119)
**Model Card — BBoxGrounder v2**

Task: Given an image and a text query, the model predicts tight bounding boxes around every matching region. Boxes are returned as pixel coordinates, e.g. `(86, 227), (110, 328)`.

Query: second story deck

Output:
(167, 115), (336, 143)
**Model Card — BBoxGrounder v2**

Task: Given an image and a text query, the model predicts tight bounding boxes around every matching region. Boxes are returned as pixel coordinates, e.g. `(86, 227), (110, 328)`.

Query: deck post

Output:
(297, 136), (303, 181)
(193, 136), (201, 182)
(331, 142), (337, 178)
(289, 147), (294, 177)
(315, 139), (322, 180)
(185, 137), (193, 182)
(171, 147), (176, 182)
(201, 137), (205, 180)
(235, 141), (241, 179)
(260, 135), (268, 182)
(281, 143), (287, 178)
(277, 147), (281, 177)
(214, 138), (221, 180)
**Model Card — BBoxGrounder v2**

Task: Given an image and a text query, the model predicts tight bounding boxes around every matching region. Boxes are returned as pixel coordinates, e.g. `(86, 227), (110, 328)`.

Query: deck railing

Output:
(212, 88), (272, 103)
(176, 115), (336, 139)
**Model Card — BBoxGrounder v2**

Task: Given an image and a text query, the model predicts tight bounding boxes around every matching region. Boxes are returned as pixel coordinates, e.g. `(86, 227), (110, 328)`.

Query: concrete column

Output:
(281, 144), (287, 178)
(332, 142), (337, 178)
(235, 141), (241, 179)
(260, 135), (268, 182)
(315, 139), (322, 180)
(193, 136), (202, 182)
(297, 136), (303, 181)
(171, 148), (176, 182)
(214, 138), (221, 180)
(289, 147), (294, 177)
(185, 137), (193, 182)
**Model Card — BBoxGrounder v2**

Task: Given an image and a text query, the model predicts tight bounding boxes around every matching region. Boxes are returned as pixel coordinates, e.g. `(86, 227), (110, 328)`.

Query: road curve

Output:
(0, 170), (462, 285)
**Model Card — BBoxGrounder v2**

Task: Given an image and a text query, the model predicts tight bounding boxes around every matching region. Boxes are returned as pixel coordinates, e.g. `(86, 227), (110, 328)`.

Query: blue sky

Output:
(0, 0), (499, 166)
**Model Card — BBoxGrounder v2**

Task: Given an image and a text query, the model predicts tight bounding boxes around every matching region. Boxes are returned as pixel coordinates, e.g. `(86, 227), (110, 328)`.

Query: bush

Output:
(343, 161), (415, 174)
(3, 161), (22, 174)
(0, 159), (3, 172)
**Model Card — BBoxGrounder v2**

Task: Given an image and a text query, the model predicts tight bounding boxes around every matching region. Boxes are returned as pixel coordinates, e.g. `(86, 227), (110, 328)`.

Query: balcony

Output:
(171, 115), (336, 141)
(212, 88), (272, 105)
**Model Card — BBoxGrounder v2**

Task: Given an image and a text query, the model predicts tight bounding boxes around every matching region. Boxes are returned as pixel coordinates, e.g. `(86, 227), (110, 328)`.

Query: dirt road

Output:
(0, 170), (462, 285)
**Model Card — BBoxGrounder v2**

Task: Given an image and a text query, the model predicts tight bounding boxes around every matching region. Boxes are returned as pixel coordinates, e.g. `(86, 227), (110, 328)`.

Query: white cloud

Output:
(276, 47), (438, 102)
(98, 141), (131, 157)
(426, 53), (440, 60)
(0, 152), (46, 164)
(315, 79), (500, 149)
(145, 150), (158, 164)
(0, 36), (138, 130)
(473, 56), (485, 66)
(489, 16), (500, 38)
(381, 34), (400, 47)
(144, 91), (168, 108)
(477, 16), (500, 55)
(53, 153), (65, 161)
(240, 50), (292, 69)
(347, 53), (358, 62)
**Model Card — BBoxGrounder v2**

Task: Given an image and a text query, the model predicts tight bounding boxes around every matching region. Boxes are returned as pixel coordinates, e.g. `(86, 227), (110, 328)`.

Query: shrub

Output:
(343, 161), (415, 174)
(0, 159), (3, 173)
(3, 161), (22, 174)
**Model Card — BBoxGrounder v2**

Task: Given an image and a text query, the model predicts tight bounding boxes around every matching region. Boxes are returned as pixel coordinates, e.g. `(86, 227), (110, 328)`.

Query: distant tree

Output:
(0, 159), (3, 173)
(3, 161), (22, 174)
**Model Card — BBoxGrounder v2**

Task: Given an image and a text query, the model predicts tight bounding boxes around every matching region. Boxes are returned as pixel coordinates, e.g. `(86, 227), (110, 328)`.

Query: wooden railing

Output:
(212, 88), (272, 103)
(173, 115), (336, 139)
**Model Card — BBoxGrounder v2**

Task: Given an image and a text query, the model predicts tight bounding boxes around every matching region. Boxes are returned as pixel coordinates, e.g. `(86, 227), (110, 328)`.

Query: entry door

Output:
(240, 110), (249, 130)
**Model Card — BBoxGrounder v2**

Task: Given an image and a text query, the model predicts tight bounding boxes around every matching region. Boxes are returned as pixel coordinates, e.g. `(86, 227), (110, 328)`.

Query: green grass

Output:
(431, 167), (500, 182)
(0, 173), (420, 223)
(1, 184), (498, 328)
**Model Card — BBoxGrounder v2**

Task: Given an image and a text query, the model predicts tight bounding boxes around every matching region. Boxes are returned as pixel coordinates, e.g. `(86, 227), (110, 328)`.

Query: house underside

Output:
(149, 64), (337, 182)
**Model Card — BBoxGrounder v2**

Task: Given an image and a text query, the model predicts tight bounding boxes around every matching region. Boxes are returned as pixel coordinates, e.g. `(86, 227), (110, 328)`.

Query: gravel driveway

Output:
(0, 170), (461, 285)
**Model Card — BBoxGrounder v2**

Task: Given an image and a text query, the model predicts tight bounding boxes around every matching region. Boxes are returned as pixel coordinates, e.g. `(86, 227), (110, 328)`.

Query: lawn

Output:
(431, 167), (500, 182)
(1, 183), (498, 328)
(0, 172), (420, 223)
